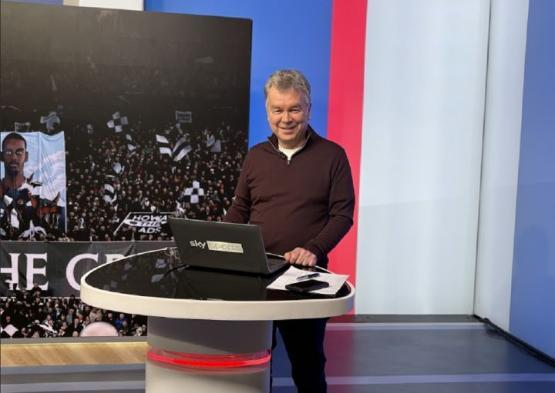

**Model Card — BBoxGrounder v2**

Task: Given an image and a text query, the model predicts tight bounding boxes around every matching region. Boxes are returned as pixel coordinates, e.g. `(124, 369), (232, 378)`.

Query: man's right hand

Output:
(284, 247), (317, 267)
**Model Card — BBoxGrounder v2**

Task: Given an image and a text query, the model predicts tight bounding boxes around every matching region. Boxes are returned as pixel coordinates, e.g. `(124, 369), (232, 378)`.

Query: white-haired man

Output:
(225, 69), (355, 392)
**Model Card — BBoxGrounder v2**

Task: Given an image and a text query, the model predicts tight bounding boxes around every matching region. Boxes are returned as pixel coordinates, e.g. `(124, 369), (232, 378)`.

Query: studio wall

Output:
(474, 0), (555, 359)
(510, 0), (555, 358)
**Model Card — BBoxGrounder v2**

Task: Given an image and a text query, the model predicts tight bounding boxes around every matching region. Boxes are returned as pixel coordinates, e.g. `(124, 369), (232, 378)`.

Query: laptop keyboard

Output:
(268, 257), (287, 272)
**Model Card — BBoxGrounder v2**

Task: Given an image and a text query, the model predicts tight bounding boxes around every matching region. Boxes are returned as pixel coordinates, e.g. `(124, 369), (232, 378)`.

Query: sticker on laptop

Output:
(189, 240), (244, 254)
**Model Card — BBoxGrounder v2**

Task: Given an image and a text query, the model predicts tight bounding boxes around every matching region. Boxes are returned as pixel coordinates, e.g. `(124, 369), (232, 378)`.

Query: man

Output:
(224, 70), (355, 392)
(1, 132), (28, 195)
(1, 132), (32, 237)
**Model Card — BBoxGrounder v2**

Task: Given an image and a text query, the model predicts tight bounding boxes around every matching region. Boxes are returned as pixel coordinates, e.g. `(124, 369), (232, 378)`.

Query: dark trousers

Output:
(272, 318), (328, 393)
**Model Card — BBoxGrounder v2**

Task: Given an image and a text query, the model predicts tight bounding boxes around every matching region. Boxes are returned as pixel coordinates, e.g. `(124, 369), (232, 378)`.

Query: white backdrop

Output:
(64, 0), (143, 11)
(356, 0), (490, 313)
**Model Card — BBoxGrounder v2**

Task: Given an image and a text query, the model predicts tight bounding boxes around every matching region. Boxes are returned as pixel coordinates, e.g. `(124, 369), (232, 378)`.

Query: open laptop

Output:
(168, 217), (289, 276)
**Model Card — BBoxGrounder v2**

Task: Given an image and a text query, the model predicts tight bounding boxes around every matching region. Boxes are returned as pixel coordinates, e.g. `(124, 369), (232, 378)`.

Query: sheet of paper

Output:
(266, 266), (349, 296)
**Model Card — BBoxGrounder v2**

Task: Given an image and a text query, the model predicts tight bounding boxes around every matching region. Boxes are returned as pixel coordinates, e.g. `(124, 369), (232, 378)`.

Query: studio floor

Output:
(2, 317), (554, 393)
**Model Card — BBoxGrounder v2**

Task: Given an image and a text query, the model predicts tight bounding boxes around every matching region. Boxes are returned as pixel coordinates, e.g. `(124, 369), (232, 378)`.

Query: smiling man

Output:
(224, 70), (355, 392)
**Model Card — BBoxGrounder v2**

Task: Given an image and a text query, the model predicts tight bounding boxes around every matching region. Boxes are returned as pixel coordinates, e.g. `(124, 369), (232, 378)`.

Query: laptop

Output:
(168, 217), (289, 276)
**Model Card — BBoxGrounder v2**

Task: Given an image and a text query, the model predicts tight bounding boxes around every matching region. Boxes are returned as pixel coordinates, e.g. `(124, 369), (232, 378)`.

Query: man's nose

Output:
(281, 111), (291, 122)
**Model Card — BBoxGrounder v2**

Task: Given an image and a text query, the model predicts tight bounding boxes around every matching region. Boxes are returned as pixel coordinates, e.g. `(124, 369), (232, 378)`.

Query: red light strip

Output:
(147, 348), (271, 369)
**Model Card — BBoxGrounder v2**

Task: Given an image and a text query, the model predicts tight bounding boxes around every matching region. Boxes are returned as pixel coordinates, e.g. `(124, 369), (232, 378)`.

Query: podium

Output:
(80, 247), (354, 393)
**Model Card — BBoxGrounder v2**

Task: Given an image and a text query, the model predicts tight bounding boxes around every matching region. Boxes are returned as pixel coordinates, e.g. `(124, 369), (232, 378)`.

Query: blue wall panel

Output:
(511, 0), (555, 358)
(145, 0), (333, 147)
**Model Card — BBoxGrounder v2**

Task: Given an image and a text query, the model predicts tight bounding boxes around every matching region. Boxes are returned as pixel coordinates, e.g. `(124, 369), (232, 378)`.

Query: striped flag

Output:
(173, 135), (192, 162)
(103, 183), (117, 204)
(156, 134), (172, 156)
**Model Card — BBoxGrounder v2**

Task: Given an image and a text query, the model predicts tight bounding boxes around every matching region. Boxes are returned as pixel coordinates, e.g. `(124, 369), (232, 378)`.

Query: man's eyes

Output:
(4, 149), (25, 156)
(272, 108), (302, 114)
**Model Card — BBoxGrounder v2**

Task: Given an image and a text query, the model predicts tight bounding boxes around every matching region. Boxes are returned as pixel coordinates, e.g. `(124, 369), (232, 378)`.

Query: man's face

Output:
(2, 138), (27, 176)
(266, 87), (311, 149)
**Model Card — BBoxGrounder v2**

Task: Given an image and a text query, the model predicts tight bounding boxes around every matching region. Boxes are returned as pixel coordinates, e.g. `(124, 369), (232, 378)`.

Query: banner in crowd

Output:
(0, 241), (174, 297)
(1, 131), (67, 239)
(114, 212), (172, 236)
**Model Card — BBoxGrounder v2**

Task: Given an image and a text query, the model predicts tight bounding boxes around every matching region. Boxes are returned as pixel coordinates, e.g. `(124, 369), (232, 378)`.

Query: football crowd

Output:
(0, 285), (147, 338)
(64, 121), (247, 241)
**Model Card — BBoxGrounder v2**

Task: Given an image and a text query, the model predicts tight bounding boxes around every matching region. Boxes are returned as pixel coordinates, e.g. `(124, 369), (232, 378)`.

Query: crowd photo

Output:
(1, 284), (147, 338)
(1, 3), (252, 338)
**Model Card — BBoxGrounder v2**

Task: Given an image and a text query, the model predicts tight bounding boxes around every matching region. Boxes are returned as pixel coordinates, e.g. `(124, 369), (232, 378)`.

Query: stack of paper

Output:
(267, 266), (348, 296)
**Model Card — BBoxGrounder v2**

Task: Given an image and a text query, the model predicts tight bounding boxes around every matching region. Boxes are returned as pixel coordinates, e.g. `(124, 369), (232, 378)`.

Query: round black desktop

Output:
(84, 247), (352, 303)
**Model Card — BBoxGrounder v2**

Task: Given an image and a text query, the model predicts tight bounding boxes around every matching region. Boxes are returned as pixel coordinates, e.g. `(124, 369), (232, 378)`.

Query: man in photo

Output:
(1, 132), (28, 195)
(0, 132), (36, 238)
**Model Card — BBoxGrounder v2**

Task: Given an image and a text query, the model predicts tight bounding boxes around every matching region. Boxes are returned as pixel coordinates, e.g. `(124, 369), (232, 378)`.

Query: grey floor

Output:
(2, 319), (554, 393)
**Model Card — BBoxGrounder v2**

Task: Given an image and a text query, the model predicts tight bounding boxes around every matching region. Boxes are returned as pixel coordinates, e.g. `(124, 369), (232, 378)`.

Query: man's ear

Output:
(25, 151), (28, 162)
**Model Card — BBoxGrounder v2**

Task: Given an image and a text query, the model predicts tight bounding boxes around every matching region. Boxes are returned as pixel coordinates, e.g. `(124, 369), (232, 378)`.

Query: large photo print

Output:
(0, 2), (252, 241)
(1, 131), (67, 239)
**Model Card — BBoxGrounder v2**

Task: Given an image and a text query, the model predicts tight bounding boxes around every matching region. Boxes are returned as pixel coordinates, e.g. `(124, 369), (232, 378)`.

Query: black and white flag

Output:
(107, 112), (128, 133)
(210, 139), (222, 153)
(112, 162), (124, 175)
(183, 181), (204, 204)
(19, 221), (47, 240)
(172, 135), (192, 162)
(205, 132), (221, 153)
(206, 133), (216, 147)
(3, 194), (19, 229)
(40, 111), (61, 131)
(125, 134), (136, 152)
(156, 134), (172, 156)
(103, 183), (117, 204)
(0, 324), (19, 338)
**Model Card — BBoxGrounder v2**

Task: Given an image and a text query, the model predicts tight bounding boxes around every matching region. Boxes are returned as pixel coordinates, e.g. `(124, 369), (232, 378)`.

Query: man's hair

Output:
(264, 69), (311, 105)
(1, 132), (27, 151)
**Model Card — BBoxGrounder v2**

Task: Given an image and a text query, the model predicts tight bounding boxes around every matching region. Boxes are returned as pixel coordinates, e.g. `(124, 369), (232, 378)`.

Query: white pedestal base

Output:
(146, 317), (272, 393)
(146, 361), (270, 393)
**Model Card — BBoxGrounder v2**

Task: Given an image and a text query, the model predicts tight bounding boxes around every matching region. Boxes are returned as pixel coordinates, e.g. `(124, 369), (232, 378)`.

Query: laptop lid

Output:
(169, 217), (287, 275)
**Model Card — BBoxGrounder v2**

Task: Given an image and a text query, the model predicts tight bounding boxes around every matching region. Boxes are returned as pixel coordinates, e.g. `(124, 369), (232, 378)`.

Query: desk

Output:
(81, 247), (354, 393)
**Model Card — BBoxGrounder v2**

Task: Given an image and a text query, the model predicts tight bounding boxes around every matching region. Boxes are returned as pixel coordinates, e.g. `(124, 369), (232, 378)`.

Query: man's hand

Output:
(284, 247), (317, 267)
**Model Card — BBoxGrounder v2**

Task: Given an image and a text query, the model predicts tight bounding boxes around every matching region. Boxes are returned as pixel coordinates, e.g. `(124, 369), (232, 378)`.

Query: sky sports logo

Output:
(189, 240), (244, 254)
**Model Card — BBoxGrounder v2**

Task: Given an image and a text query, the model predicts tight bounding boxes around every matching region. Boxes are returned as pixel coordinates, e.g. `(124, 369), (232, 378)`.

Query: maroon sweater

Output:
(224, 127), (355, 267)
